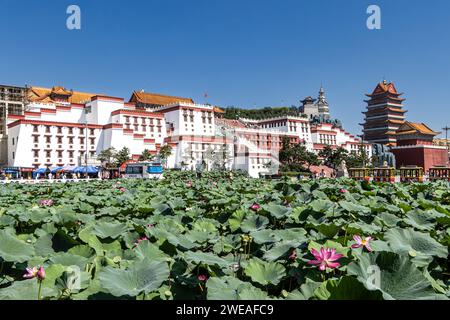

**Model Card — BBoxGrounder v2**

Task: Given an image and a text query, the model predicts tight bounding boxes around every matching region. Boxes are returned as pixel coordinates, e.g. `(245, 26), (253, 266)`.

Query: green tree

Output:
(319, 146), (349, 169)
(114, 147), (131, 167)
(346, 146), (372, 168)
(98, 147), (117, 167)
(158, 145), (173, 168)
(279, 137), (319, 171)
(139, 149), (154, 162)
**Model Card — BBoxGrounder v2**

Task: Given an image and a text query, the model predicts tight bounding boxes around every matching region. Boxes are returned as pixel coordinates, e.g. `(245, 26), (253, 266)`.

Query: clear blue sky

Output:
(1, 0), (450, 136)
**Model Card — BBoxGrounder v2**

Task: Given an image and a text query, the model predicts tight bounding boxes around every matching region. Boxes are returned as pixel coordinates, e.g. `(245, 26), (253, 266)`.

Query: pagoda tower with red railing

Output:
(361, 80), (407, 146)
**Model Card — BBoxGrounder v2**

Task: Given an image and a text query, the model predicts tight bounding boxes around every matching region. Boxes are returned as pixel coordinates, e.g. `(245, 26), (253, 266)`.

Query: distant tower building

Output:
(299, 96), (317, 119)
(361, 80), (407, 146)
(316, 86), (330, 119)
(300, 86), (331, 120)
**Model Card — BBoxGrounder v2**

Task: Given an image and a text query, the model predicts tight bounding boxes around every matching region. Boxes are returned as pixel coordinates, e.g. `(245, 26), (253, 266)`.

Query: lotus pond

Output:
(0, 171), (449, 300)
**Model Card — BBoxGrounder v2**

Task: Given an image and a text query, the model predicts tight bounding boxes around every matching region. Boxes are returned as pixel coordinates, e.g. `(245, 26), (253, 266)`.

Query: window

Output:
(69, 151), (74, 158)
(45, 126), (50, 133)
(33, 150), (39, 157)
(134, 125), (139, 131)
(12, 152), (15, 159)
(57, 137), (62, 144)
(125, 116), (130, 123)
(150, 126), (154, 132)
(90, 128), (95, 135)
(33, 136), (39, 143)
(90, 138), (95, 145)
(57, 151), (63, 158)
(90, 151), (95, 157)
(157, 127), (161, 133)
(134, 117), (138, 124)
(12, 137), (14, 145)
(69, 137), (74, 144)
(141, 118), (146, 124)
(46, 136), (51, 143)
(33, 125), (38, 132)
(68, 127), (73, 134)
(79, 128), (85, 135)
(46, 151), (51, 158)
(57, 127), (62, 134)
(80, 137), (85, 145)
(157, 119), (161, 125)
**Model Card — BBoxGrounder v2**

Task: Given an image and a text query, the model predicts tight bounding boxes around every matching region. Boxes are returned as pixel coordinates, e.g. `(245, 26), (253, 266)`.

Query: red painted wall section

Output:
(397, 139), (433, 146)
(392, 147), (449, 171)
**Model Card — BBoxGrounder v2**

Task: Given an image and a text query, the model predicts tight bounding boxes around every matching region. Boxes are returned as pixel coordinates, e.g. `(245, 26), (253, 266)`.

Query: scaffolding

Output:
(0, 84), (28, 165)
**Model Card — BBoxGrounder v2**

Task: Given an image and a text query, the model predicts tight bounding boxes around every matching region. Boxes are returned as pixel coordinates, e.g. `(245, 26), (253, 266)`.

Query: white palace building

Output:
(2, 85), (371, 178)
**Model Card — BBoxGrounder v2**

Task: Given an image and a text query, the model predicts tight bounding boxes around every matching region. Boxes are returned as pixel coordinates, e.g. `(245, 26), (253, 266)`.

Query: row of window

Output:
(318, 134), (337, 145)
(124, 116), (162, 126)
(124, 124), (162, 132)
(33, 125), (96, 135)
(186, 143), (227, 151)
(251, 158), (271, 165)
(261, 121), (288, 128)
(32, 150), (96, 158)
(239, 134), (283, 142)
(32, 136), (95, 145)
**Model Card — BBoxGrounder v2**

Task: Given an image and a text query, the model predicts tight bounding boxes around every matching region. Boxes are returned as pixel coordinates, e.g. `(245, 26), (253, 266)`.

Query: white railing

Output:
(154, 102), (214, 111)
(0, 178), (103, 185)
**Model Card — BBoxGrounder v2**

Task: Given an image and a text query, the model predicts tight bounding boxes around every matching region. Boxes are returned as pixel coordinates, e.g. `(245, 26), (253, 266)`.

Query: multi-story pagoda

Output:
(361, 80), (407, 146)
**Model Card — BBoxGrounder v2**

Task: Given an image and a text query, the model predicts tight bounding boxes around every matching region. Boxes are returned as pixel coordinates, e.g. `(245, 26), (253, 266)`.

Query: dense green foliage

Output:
(0, 172), (449, 300)
(279, 137), (320, 172)
(223, 106), (302, 120)
(319, 146), (372, 169)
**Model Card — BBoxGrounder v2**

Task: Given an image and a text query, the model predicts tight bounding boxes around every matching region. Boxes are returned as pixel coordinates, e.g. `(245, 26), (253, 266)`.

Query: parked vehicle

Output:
(124, 162), (163, 179)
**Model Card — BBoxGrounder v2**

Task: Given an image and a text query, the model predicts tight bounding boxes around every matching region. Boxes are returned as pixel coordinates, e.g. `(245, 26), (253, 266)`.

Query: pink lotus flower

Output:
(186, 181), (192, 188)
(197, 275), (208, 281)
(23, 267), (39, 279)
(351, 235), (374, 252)
(119, 187), (126, 192)
(134, 236), (148, 247)
(289, 250), (297, 261)
(250, 203), (261, 211)
(39, 199), (54, 207)
(308, 247), (344, 271)
(339, 188), (348, 194)
(37, 266), (46, 280)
